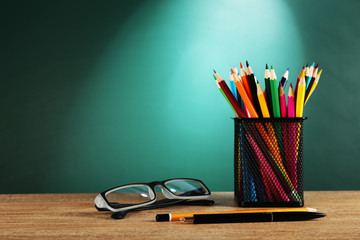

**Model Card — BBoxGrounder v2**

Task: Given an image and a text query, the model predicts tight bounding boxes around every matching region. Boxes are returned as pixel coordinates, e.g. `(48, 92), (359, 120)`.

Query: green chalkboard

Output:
(1, 0), (359, 193)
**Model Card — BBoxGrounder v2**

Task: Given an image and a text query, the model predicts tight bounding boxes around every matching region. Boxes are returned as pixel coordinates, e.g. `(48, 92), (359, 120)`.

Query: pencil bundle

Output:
(213, 62), (322, 118)
(214, 61), (323, 206)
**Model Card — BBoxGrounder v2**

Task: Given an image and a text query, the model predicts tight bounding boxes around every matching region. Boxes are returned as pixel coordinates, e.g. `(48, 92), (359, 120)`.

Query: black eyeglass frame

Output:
(94, 178), (211, 213)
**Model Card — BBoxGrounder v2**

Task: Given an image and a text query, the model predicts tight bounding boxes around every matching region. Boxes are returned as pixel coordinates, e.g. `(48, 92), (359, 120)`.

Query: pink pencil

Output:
(279, 84), (287, 118)
(287, 83), (295, 118)
(285, 83), (297, 188)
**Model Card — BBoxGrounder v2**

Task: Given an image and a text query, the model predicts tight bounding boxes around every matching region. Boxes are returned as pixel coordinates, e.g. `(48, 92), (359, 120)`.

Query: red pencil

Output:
(214, 70), (247, 118)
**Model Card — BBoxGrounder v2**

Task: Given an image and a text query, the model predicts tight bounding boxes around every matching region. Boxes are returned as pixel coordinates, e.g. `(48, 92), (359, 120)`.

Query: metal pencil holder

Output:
(234, 118), (306, 207)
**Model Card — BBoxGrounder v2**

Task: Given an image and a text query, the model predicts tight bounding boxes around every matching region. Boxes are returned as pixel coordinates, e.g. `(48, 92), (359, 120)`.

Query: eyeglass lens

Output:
(106, 185), (153, 208)
(164, 179), (208, 196)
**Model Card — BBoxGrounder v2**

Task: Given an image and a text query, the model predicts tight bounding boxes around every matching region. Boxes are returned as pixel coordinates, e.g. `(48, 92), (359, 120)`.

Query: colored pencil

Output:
(280, 68), (289, 88)
(246, 61), (262, 117)
(270, 66), (281, 118)
(305, 62), (315, 90)
(245, 132), (290, 201)
(264, 64), (273, 117)
(214, 71), (247, 118)
(256, 80), (270, 118)
(295, 71), (306, 117)
(279, 84), (287, 118)
(285, 83), (296, 188)
(287, 83), (295, 118)
(253, 122), (299, 201)
(229, 72), (237, 99)
(240, 62), (253, 102)
(305, 69), (322, 105)
(294, 66), (304, 103)
(231, 69), (258, 118)
(232, 67), (243, 106)
(214, 74), (239, 118)
(305, 64), (319, 101)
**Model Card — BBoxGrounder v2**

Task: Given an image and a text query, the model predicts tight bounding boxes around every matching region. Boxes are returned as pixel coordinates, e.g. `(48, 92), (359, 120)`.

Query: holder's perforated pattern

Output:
(234, 118), (305, 207)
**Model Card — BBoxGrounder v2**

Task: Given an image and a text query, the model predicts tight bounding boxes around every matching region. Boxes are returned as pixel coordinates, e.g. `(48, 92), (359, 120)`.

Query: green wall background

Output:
(1, 0), (359, 193)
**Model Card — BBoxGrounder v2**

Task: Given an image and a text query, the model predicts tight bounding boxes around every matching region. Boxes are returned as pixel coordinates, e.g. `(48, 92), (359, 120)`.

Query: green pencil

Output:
(270, 66), (281, 118)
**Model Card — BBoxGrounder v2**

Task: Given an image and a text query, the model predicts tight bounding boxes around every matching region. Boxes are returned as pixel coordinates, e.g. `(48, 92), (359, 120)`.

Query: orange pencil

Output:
(239, 62), (253, 102)
(231, 68), (258, 118)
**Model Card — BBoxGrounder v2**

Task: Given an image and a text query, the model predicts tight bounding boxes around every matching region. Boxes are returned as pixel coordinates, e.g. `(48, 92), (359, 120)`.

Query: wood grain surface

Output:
(0, 191), (359, 239)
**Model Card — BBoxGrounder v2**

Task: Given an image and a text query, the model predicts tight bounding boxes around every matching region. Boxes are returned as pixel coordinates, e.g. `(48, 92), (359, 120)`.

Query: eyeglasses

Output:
(94, 178), (211, 215)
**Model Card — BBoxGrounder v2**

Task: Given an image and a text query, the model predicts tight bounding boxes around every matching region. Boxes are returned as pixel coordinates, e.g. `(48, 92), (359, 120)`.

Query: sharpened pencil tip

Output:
(240, 62), (243, 68)
(230, 68), (235, 74)
(318, 69), (323, 75)
(271, 65), (274, 69)
(311, 62), (315, 67)
(213, 69), (216, 73)
(315, 63), (319, 68)
(266, 64), (268, 69)
(306, 63), (308, 67)
(287, 68), (289, 71)
(246, 61), (249, 67)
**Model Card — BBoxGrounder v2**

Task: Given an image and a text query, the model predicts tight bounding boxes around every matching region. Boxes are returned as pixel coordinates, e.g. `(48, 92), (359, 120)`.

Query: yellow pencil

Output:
(296, 71), (306, 117)
(304, 69), (322, 105)
(256, 81), (270, 118)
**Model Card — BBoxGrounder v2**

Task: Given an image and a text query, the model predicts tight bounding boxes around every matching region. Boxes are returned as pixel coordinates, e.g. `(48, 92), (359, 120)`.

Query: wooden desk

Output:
(0, 191), (359, 239)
